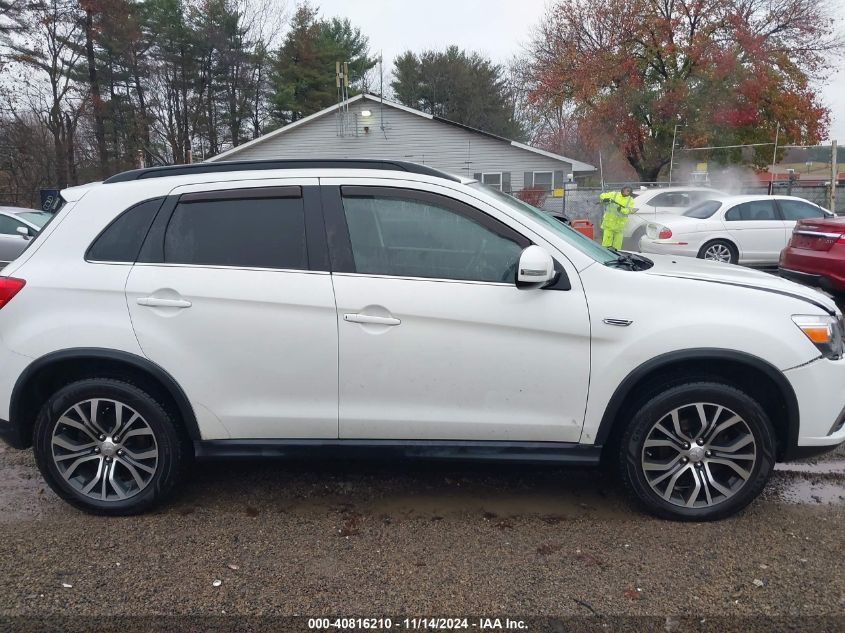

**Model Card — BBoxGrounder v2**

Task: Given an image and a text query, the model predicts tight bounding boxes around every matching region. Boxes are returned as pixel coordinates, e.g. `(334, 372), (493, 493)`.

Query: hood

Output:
(643, 253), (839, 315)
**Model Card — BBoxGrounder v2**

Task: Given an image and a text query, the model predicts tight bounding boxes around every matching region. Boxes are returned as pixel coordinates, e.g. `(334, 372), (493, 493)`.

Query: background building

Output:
(208, 94), (594, 211)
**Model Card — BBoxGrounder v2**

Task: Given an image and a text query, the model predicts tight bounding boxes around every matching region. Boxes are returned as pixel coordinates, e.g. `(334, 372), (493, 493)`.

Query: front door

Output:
(722, 199), (787, 264)
(324, 182), (591, 442)
(125, 180), (339, 439)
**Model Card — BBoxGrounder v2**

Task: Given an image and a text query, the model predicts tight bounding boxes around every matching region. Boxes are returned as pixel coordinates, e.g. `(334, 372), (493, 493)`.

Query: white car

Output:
(0, 160), (843, 521)
(640, 195), (832, 265)
(0, 207), (52, 266)
(621, 186), (724, 250)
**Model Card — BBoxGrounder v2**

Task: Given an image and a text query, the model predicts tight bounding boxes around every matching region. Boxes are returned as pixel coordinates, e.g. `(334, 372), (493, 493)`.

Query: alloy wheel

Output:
(641, 402), (756, 508)
(703, 243), (732, 262)
(50, 398), (159, 501)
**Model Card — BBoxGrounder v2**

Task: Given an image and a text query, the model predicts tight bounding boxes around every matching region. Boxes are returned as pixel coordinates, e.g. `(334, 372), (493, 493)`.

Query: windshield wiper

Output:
(605, 248), (653, 270)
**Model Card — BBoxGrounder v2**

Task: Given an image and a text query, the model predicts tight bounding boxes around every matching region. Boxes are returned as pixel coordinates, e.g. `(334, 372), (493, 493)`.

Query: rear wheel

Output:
(33, 379), (185, 515)
(619, 382), (775, 521)
(698, 239), (737, 264)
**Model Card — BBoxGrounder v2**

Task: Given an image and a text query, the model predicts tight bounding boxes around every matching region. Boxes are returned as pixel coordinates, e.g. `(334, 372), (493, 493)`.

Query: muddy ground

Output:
(0, 439), (843, 630)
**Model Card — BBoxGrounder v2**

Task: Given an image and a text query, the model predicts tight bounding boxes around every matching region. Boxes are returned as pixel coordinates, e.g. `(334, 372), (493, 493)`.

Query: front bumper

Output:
(783, 356), (845, 453)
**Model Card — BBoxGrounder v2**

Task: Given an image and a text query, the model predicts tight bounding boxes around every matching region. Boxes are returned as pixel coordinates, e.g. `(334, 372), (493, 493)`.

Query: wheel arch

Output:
(10, 348), (200, 449)
(595, 348), (799, 461)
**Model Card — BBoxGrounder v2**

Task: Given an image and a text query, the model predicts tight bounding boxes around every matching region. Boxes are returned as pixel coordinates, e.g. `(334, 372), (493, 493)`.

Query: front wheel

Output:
(619, 382), (775, 521)
(33, 379), (186, 515)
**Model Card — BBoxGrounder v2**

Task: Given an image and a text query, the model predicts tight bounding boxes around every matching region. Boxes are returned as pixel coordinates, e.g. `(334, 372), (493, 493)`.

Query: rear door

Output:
(722, 200), (787, 264)
(322, 179), (591, 442)
(125, 180), (339, 439)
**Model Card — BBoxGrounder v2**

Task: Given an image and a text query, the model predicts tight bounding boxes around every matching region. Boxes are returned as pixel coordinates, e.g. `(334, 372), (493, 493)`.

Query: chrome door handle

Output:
(343, 313), (400, 326)
(137, 297), (192, 309)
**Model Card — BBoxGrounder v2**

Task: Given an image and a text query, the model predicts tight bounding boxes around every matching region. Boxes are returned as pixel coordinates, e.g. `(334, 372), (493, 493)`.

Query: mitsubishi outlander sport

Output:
(0, 159), (843, 521)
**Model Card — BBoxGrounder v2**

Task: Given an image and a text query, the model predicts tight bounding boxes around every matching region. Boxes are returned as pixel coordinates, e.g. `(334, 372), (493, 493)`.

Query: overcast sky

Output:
(315, 0), (845, 143)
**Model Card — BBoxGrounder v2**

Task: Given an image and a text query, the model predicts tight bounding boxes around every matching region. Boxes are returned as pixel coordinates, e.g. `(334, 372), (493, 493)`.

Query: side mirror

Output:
(516, 245), (556, 288)
(16, 226), (30, 240)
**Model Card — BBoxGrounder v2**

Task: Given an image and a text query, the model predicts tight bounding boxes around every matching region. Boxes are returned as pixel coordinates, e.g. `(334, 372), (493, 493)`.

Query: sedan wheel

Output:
(702, 242), (734, 263)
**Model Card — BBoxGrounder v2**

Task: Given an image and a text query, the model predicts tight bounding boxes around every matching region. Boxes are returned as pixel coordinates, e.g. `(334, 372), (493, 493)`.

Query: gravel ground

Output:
(0, 441), (843, 628)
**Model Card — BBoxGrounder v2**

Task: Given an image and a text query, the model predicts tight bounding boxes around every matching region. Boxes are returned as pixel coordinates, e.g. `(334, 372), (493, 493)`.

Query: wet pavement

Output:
(0, 441), (843, 623)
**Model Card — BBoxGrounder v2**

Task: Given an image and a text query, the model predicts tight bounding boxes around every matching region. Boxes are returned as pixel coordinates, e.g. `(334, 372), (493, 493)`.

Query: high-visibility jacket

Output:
(599, 191), (635, 232)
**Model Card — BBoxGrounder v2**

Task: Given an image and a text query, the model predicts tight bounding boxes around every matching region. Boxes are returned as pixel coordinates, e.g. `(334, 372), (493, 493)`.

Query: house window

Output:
(532, 171), (553, 192)
(481, 172), (502, 191)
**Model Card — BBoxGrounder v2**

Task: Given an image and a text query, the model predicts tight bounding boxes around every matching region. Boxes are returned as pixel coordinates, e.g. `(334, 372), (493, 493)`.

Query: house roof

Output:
(208, 94), (595, 172)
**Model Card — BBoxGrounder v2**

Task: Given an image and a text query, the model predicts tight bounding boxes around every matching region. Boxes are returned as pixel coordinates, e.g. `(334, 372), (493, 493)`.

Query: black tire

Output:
(33, 379), (186, 516)
(619, 382), (775, 521)
(698, 239), (738, 264)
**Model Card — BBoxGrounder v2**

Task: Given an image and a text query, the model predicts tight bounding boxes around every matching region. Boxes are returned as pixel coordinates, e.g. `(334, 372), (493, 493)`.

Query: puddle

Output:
(776, 479), (845, 505)
(775, 460), (845, 476)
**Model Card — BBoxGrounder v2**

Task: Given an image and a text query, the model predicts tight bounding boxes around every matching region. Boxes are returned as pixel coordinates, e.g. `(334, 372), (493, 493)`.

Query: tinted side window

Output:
(651, 192), (690, 208)
(88, 198), (164, 262)
(342, 191), (527, 283)
(779, 200), (825, 221)
(724, 200), (777, 221)
(164, 196), (307, 269)
(683, 200), (722, 219)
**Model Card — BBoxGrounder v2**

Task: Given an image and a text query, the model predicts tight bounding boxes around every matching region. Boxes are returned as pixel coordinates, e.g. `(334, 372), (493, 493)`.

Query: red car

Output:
(780, 216), (845, 293)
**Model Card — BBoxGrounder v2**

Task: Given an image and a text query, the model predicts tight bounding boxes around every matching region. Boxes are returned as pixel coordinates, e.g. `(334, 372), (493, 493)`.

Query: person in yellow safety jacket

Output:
(599, 185), (636, 249)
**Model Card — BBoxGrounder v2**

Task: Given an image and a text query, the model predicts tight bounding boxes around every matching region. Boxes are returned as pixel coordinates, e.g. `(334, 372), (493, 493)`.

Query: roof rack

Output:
(103, 159), (461, 184)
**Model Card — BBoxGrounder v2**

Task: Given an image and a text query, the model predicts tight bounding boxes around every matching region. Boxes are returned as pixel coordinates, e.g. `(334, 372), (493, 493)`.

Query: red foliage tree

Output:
(526, 0), (840, 181)
(514, 186), (548, 207)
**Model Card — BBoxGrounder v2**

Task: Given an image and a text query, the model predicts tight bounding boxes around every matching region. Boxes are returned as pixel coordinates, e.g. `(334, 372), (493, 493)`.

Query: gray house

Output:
(208, 94), (594, 204)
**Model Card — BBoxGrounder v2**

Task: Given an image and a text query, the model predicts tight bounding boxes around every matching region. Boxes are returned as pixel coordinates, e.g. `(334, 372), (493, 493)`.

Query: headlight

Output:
(792, 314), (845, 359)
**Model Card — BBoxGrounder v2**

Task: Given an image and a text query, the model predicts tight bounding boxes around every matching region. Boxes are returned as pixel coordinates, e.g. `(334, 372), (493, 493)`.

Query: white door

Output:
(721, 199), (787, 264)
(327, 183), (591, 442)
(125, 181), (339, 439)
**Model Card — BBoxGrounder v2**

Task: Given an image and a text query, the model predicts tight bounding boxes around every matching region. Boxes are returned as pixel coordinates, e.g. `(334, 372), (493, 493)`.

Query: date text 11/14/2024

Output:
(308, 618), (528, 630)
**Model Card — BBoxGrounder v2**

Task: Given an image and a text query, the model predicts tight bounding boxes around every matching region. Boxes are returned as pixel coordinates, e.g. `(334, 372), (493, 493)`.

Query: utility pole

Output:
(669, 124), (683, 185)
(768, 123), (780, 195)
(831, 140), (838, 214)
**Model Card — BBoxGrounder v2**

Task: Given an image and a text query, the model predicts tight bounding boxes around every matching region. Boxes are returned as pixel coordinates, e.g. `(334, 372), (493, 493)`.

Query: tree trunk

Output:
(65, 112), (78, 186)
(130, 52), (153, 166)
(84, 7), (109, 179)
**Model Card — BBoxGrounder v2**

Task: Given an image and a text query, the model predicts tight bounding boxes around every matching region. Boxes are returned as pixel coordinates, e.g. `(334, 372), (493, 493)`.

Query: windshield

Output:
(15, 211), (52, 228)
(683, 200), (722, 219)
(469, 183), (618, 264)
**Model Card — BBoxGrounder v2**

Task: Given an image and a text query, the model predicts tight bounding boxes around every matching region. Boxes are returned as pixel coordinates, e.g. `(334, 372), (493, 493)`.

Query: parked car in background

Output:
(0, 208), (52, 266)
(547, 210), (571, 225)
(780, 216), (845, 294)
(639, 195), (832, 265)
(621, 186), (724, 250)
(0, 160), (843, 522)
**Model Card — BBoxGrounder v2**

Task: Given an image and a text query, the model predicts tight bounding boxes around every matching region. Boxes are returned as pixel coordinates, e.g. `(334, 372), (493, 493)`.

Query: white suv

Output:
(0, 160), (843, 521)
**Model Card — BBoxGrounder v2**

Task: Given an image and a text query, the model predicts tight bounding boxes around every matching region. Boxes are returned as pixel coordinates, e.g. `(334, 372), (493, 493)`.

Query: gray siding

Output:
(217, 97), (572, 194)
